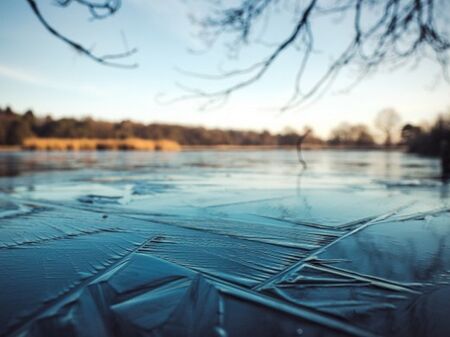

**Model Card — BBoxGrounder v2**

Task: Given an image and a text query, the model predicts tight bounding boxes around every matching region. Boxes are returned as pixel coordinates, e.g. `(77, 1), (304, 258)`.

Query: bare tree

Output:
(26, 0), (137, 68)
(329, 122), (375, 146)
(375, 108), (402, 146)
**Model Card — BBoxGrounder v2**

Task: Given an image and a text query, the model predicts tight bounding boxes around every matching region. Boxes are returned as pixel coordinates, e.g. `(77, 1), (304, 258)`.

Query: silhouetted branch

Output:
(178, 0), (450, 110)
(26, 0), (137, 68)
(297, 128), (311, 169)
(56, 0), (121, 19)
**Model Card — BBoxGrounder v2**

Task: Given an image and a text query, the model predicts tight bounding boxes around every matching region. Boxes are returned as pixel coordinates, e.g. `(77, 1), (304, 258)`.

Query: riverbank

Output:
(182, 144), (405, 151)
(0, 140), (405, 152)
(20, 138), (181, 151)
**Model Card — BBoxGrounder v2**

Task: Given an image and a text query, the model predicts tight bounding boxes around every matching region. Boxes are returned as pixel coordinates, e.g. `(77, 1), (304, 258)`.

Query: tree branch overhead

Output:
(26, 0), (137, 68)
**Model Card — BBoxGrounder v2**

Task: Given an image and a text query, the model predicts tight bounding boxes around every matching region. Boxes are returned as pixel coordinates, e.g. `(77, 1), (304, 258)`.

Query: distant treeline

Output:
(1, 106), (448, 156)
(0, 106), (325, 147)
(401, 114), (450, 157)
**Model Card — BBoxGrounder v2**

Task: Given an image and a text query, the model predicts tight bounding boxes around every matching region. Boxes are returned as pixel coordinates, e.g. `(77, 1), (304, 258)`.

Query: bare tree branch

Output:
(177, 0), (450, 110)
(26, 0), (137, 68)
(26, 0), (450, 102)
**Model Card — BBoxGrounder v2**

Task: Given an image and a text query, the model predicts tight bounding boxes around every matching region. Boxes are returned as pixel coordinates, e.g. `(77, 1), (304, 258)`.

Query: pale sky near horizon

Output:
(0, 0), (449, 138)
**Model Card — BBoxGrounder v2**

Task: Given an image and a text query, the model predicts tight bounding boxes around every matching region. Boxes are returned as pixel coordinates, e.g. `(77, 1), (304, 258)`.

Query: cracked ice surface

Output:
(0, 150), (449, 337)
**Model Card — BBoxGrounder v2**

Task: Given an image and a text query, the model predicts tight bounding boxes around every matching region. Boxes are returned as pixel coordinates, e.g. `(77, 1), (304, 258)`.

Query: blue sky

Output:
(0, 0), (449, 137)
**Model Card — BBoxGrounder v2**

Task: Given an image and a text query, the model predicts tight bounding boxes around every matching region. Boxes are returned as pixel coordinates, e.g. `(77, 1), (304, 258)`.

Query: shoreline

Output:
(181, 144), (405, 151)
(0, 144), (406, 152)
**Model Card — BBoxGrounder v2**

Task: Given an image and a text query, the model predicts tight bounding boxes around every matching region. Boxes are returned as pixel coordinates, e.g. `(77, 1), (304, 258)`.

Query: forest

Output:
(1, 105), (448, 156)
(0, 106), (322, 147)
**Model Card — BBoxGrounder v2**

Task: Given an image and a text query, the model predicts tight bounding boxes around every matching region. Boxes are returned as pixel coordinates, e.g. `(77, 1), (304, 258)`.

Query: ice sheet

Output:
(0, 150), (448, 337)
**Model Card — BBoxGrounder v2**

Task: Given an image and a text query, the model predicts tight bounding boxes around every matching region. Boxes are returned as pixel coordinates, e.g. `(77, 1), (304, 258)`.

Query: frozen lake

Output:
(0, 150), (449, 337)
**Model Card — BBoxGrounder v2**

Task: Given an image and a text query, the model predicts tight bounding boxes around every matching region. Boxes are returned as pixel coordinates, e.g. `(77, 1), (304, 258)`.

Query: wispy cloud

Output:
(0, 64), (107, 97)
(0, 65), (44, 86)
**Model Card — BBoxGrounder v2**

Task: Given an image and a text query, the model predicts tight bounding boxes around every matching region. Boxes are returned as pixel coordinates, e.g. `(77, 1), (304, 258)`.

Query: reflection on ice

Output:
(0, 150), (448, 336)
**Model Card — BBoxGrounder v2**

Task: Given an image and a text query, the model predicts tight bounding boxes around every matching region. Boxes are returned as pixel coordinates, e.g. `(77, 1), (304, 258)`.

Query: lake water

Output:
(0, 150), (449, 337)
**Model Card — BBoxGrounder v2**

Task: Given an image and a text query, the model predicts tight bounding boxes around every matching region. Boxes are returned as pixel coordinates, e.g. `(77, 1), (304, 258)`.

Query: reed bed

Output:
(22, 138), (181, 151)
